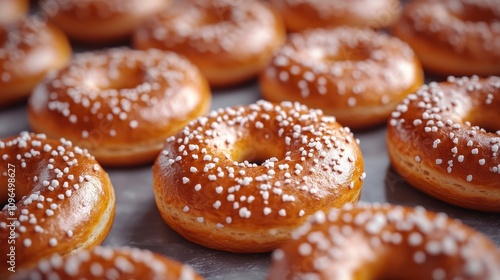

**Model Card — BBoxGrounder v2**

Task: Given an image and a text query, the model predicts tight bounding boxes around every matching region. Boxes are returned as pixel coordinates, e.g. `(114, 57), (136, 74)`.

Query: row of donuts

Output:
(1, 0), (494, 280)
(0, 0), (446, 164)
(1, 82), (499, 275)
(3, 0), (498, 213)
(2, 0), (499, 128)
(2, 82), (500, 279)
(1, 129), (499, 279)
(8, 0), (499, 79)
(10, 206), (500, 279)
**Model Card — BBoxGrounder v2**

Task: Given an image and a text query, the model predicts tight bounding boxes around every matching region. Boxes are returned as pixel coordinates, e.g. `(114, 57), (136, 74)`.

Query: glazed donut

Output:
(268, 203), (500, 279)
(260, 27), (423, 130)
(391, 0), (500, 76)
(14, 246), (203, 280)
(133, 0), (286, 87)
(269, 0), (401, 32)
(0, 17), (71, 107)
(39, 0), (170, 44)
(387, 76), (500, 212)
(28, 48), (211, 167)
(0, 0), (29, 24)
(0, 132), (115, 277)
(153, 100), (365, 253)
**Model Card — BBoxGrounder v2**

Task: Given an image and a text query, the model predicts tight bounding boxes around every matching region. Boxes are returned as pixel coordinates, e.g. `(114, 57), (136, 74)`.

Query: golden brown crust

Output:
(39, 0), (170, 44)
(0, 0), (29, 24)
(13, 246), (204, 280)
(391, 0), (500, 76)
(269, 0), (401, 32)
(153, 100), (365, 253)
(268, 203), (500, 280)
(28, 48), (211, 167)
(0, 17), (71, 107)
(260, 27), (424, 130)
(0, 133), (115, 278)
(133, 0), (286, 87)
(387, 76), (500, 212)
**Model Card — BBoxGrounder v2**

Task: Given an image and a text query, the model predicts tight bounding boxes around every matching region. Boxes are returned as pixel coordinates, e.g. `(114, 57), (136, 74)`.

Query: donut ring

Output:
(14, 246), (203, 280)
(260, 27), (423, 130)
(268, 203), (500, 279)
(153, 100), (365, 253)
(133, 0), (286, 87)
(28, 48), (211, 167)
(269, 0), (401, 32)
(0, 0), (29, 24)
(39, 0), (170, 44)
(391, 0), (500, 76)
(0, 17), (71, 107)
(387, 76), (500, 212)
(0, 132), (115, 276)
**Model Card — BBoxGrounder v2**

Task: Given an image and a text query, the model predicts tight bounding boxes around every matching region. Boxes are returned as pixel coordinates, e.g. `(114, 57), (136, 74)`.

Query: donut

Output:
(39, 0), (170, 44)
(387, 76), (500, 212)
(153, 100), (365, 253)
(260, 27), (424, 130)
(269, 0), (401, 32)
(133, 0), (286, 87)
(13, 246), (203, 280)
(0, 132), (115, 277)
(28, 48), (211, 167)
(0, 0), (29, 24)
(391, 0), (500, 76)
(0, 17), (71, 107)
(268, 203), (500, 279)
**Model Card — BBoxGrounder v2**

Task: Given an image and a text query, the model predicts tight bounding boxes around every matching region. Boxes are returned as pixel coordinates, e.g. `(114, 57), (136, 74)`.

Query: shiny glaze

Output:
(0, 132), (115, 277)
(153, 100), (365, 253)
(28, 48), (211, 166)
(39, 0), (169, 44)
(392, 0), (500, 76)
(387, 76), (500, 212)
(269, 0), (401, 32)
(268, 203), (500, 280)
(260, 27), (423, 129)
(133, 0), (286, 87)
(0, 17), (71, 106)
(13, 246), (203, 280)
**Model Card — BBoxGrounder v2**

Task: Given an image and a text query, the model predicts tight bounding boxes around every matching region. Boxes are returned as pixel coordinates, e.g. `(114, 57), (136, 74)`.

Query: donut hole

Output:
(204, 6), (232, 25)
(336, 43), (373, 61)
(465, 111), (500, 134)
(303, 45), (371, 63)
(83, 68), (144, 91)
(231, 141), (285, 166)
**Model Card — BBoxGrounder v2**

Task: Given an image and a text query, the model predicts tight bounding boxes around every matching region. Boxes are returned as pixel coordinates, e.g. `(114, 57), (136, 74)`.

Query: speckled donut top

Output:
(0, 132), (109, 251)
(264, 27), (417, 106)
(40, 0), (147, 18)
(155, 100), (365, 227)
(15, 246), (198, 280)
(29, 48), (206, 143)
(271, 203), (500, 279)
(405, 0), (500, 58)
(137, 0), (278, 54)
(0, 17), (51, 81)
(274, 0), (396, 20)
(389, 76), (500, 183)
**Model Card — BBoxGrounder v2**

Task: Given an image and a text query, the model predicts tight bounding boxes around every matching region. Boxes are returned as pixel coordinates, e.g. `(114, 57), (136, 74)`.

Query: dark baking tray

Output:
(1, 78), (499, 279)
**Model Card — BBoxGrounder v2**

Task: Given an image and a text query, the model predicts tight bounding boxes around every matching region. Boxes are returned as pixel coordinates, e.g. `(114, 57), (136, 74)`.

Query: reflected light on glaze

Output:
(140, 86), (202, 122)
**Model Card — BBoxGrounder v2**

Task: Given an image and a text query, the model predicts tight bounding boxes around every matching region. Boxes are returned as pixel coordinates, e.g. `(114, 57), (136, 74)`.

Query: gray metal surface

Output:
(1, 81), (499, 280)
